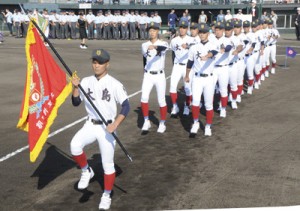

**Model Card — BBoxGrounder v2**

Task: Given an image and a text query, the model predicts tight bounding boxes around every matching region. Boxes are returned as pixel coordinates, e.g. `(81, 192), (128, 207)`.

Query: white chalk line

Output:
(0, 75), (171, 163)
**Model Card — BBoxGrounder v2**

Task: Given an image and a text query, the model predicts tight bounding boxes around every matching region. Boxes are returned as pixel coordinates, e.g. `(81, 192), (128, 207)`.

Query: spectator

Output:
(180, 12), (189, 23)
(198, 10), (207, 23)
(2, 9), (13, 36)
(295, 7), (300, 40)
(270, 10), (278, 28)
(225, 10), (232, 21)
(144, 0), (149, 5)
(249, 0), (259, 20)
(153, 11), (162, 27)
(235, 9), (244, 20)
(185, 9), (191, 24)
(168, 9), (178, 30)
(217, 10), (225, 22)
(261, 11), (269, 21)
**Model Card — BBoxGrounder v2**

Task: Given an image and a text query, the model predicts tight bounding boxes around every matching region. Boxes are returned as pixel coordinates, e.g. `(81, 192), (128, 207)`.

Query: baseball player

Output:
(141, 22), (169, 133)
(185, 23), (218, 136)
(225, 21), (244, 109)
(253, 19), (265, 90)
(243, 20), (257, 95)
(86, 10), (95, 40)
(213, 21), (232, 118)
(233, 19), (247, 103)
(70, 49), (130, 210)
(267, 19), (280, 75)
(169, 20), (194, 116)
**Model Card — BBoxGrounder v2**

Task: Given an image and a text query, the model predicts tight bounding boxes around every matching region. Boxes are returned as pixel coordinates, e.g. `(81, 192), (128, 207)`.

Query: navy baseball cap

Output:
(178, 20), (189, 28)
(210, 20), (217, 27)
(224, 22), (234, 30)
(215, 21), (225, 29)
(243, 20), (251, 27)
(190, 22), (199, 29)
(251, 20), (258, 28)
(92, 49), (110, 64)
(148, 22), (160, 30)
(233, 19), (242, 28)
(198, 23), (210, 33)
(267, 19), (273, 25)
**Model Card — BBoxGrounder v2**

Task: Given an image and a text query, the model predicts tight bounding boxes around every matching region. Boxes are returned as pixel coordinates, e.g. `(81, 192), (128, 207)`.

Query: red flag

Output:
(17, 21), (72, 162)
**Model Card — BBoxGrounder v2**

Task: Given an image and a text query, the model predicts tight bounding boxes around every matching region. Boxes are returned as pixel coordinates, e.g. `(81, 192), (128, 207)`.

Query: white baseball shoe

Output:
(190, 122), (200, 134)
(142, 119), (151, 131)
(265, 70), (269, 78)
(260, 74), (265, 81)
(157, 122), (166, 133)
(78, 167), (94, 190)
(258, 80), (261, 86)
(271, 68), (275, 74)
(171, 104), (179, 115)
(236, 95), (241, 103)
(220, 108), (226, 118)
(241, 90), (245, 95)
(254, 82), (259, 90)
(204, 125), (212, 136)
(183, 105), (190, 115)
(247, 86), (253, 95)
(231, 100), (238, 110)
(99, 193), (111, 210)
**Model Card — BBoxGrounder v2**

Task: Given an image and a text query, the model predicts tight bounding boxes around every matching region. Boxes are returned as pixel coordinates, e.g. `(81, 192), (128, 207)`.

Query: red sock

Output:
(170, 92), (177, 105)
(266, 65), (269, 71)
(104, 172), (115, 191)
(160, 106), (167, 121)
(231, 90), (238, 100)
(238, 85), (243, 95)
(192, 106), (200, 121)
(206, 109), (214, 125)
(272, 63), (276, 68)
(255, 74), (260, 82)
(141, 102), (149, 118)
(220, 96), (228, 108)
(73, 152), (88, 168)
(185, 95), (192, 106)
(262, 67), (266, 74)
(248, 79), (254, 86)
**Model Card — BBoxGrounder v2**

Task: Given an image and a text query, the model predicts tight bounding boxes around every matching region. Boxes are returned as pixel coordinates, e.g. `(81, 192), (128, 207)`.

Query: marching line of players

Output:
(140, 18), (279, 137)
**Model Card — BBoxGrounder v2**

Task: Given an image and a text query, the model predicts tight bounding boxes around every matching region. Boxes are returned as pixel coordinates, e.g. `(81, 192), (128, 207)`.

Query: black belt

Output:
(88, 117), (112, 125)
(175, 63), (186, 66)
(269, 44), (273, 46)
(195, 72), (213, 77)
(215, 64), (229, 67)
(145, 70), (164, 75)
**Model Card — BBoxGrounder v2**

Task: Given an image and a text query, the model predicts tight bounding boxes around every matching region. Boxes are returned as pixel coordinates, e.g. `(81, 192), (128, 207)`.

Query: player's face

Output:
(190, 28), (199, 37)
(149, 28), (159, 40)
(92, 60), (109, 78)
(179, 27), (188, 36)
(252, 26), (257, 32)
(225, 29), (233, 37)
(215, 28), (224, 38)
(243, 26), (250, 33)
(233, 27), (242, 35)
(199, 32), (209, 41)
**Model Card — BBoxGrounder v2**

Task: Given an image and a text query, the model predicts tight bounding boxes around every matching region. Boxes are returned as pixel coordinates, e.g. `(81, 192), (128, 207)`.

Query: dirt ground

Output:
(0, 34), (300, 211)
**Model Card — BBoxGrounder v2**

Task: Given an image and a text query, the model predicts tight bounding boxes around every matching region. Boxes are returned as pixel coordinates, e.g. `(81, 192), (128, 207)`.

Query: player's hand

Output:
(184, 76), (190, 83)
(219, 48), (225, 54)
(181, 43), (188, 49)
(106, 122), (117, 133)
(246, 49), (253, 54)
(200, 55), (208, 61)
(148, 45), (155, 50)
(232, 50), (238, 56)
(260, 50), (264, 56)
(71, 73), (80, 88)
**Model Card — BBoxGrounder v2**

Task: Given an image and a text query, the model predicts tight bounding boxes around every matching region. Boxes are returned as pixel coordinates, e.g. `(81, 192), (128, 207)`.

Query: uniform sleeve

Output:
(188, 45), (195, 61)
(114, 81), (129, 105)
(170, 39), (175, 51)
(141, 43), (148, 57)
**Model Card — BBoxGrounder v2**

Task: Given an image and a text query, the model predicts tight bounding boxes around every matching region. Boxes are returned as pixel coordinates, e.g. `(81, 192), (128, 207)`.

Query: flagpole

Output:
(28, 19), (133, 162)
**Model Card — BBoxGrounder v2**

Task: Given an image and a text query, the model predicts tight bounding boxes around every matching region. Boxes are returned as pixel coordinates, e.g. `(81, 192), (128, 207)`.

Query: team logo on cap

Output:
(235, 21), (238, 24)
(151, 22), (154, 26)
(191, 23), (195, 26)
(217, 22), (221, 26)
(96, 50), (102, 56)
(182, 21), (185, 24)
(226, 23), (230, 26)
(201, 24), (204, 29)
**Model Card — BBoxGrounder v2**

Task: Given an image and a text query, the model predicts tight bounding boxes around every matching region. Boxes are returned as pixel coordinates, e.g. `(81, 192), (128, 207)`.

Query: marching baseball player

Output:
(141, 22), (169, 133)
(213, 21), (232, 118)
(70, 49), (130, 210)
(169, 20), (194, 116)
(225, 21), (244, 109)
(243, 20), (257, 95)
(253, 19), (265, 90)
(190, 22), (200, 44)
(185, 23), (218, 136)
(267, 19), (280, 74)
(233, 19), (247, 103)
